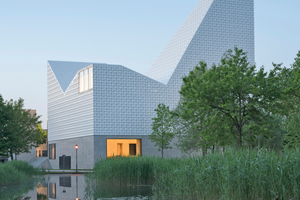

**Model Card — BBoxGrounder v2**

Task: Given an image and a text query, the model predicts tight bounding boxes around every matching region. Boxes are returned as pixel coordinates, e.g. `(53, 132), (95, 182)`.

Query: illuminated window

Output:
(49, 144), (56, 159)
(79, 66), (93, 93)
(79, 71), (84, 92)
(84, 69), (88, 91)
(107, 139), (141, 158)
(89, 67), (93, 89)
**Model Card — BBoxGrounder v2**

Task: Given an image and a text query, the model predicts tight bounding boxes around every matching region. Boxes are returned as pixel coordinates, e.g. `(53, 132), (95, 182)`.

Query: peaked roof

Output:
(145, 0), (214, 84)
(48, 61), (93, 93)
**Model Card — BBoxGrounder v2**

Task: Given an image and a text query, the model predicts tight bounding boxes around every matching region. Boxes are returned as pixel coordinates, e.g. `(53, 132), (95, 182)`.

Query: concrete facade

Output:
(47, 0), (255, 169)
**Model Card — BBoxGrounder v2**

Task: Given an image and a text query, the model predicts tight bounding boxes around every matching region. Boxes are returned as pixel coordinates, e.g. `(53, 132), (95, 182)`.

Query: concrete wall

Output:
(16, 146), (36, 162)
(48, 135), (184, 169)
(94, 135), (184, 162)
(48, 136), (94, 169)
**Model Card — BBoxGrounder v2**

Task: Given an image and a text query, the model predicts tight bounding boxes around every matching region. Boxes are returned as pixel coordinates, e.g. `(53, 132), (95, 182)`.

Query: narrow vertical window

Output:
(79, 71), (84, 92)
(84, 69), (89, 91)
(79, 66), (93, 93)
(89, 67), (93, 89)
(49, 144), (56, 159)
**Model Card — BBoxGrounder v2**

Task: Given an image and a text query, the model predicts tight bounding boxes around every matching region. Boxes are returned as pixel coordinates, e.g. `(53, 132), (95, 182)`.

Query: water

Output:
(0, 174), (153, 200)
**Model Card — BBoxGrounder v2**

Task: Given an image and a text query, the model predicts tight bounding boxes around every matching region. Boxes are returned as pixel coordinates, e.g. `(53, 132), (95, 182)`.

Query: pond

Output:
(0, 174), (153, 200)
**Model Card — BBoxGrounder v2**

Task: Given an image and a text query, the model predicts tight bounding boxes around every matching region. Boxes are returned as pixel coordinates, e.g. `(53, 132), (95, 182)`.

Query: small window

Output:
(42, 150), (47, 157)
(79, 71), (84, 92)
(84, 69), (88, 91)
(79, 66), (93, 93)
(89, 67), (93, 89)
(49, 144), (56, 159)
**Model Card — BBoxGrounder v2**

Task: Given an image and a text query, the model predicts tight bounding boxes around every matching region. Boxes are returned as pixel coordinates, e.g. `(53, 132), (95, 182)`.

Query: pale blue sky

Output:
(0, 0), (299, 128)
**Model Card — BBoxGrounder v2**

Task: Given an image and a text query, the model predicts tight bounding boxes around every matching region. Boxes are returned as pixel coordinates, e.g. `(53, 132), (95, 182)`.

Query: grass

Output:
(0, 160), (43, 186)
(87, 148), (300, 200)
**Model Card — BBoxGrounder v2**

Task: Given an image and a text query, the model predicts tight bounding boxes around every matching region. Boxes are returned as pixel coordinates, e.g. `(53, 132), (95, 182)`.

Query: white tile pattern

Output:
(48, 0), (254, 140)
(47, 63), (94, 141)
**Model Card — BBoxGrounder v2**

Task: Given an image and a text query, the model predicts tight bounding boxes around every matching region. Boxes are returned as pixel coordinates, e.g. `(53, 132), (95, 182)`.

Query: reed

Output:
(0, 160), (41, 186)
(89, 148), (300, 200)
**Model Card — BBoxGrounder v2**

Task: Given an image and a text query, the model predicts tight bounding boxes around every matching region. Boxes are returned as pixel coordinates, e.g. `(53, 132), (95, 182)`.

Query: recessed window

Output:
(79, 66), (93, 93)
(89, 67), (93, 90)
(49, 144), (56, 159)
(79, 71), (84, 92)
(107, 139), (141, 158)
(129, 144), (137, 156)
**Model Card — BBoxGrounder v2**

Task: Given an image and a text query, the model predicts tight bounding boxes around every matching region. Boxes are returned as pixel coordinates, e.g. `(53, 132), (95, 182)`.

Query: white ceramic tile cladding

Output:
(47, 62), (94, 141)
(146, 0), (254, 85)
(47, 0), (254, 140)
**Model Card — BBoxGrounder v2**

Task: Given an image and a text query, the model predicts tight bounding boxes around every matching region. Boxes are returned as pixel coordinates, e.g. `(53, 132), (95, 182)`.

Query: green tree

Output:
(36, 123), (47, 145)
(170, 99), (202, 155)
(149, 103), (174, 158)
(180, 47), (284, 147)
(282, 51), (300, 148)
(284, 108), (300, 148)
(171, 98), (235, 155)
(0, 95), (44, 160)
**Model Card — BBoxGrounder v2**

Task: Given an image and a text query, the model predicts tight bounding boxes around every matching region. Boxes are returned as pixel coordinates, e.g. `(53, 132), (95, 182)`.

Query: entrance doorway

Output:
(59, 156), (71, 169)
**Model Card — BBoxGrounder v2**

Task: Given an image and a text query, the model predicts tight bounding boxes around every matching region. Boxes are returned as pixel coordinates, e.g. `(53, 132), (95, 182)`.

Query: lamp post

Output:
(75, 144), (78, 173)
(76, 176), (78, 200)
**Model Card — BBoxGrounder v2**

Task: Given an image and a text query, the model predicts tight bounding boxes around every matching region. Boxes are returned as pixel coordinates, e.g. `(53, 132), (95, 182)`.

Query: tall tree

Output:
(281, 51), (300, 148)
(0, 95), (44, 160)
(180, 47), (284, 147)
(149, 103), (174, 158)
(171, 98), (235, 155)
(170, 99), (202, 155)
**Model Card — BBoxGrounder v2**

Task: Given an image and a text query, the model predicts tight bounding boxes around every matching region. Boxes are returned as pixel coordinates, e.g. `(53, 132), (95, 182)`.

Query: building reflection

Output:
(22, 174), (86, 200)
(37, 182), (48, 199)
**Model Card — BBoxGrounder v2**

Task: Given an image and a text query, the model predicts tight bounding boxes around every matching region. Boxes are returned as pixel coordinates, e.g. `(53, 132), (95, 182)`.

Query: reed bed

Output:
(0, 160), (41, 186)
(88, 149), (300, 200)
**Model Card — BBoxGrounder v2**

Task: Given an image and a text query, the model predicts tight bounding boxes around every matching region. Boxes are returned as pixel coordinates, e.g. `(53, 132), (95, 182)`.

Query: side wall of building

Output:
(93, 64), (186, 160)
(93, 64), (166, 136)
(48, 136), (94, 169)
(47, 63), (94, 169)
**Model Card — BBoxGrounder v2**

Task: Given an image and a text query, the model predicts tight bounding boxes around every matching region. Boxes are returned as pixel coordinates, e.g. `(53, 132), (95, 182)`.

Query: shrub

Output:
(0, 160), (41, 186)
(87, 148), (300, 200)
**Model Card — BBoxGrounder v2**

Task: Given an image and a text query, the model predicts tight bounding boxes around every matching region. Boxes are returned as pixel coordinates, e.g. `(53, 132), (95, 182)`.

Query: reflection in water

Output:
(84, 176), (153, 199)
(0, 179), (36, 200)
(0, 174), (153, 200)
(0, 175), (86, 200)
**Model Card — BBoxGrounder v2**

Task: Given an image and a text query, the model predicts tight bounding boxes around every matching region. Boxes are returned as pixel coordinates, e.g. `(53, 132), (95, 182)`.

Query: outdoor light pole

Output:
(75, 144), (78, 173)
(76, 176), (78, 200)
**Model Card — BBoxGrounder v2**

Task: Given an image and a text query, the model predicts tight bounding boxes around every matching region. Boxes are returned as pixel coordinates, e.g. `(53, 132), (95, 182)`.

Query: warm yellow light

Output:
(107, 139), (141, 158)
(75, 144), (79, 149)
